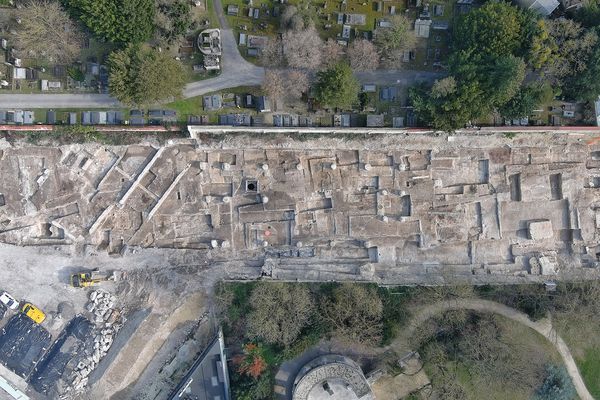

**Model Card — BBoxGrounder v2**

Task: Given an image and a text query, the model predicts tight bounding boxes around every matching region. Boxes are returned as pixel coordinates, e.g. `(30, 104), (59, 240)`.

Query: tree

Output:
(282, 26), (323, 69)
(347, 39), (379, 71)
(14, 0), (83, 64)
(574, 0), (600, 28)
(234, 343), (268, 379)
(287, 70), (309, 99)
(373, 15), (416, 65)
(498, 84), (545, 119)
(63, 0), (155, 44)
(321, 39), (345, 68)
(262, 69), (286, 106)
(259, 38), (284, 67)
(246, 282), (314, 347)
(108, 45), (186, 105)
(431, 77), (457, 99)
(314, 62), (359, 110)
(453, 2), (532, 58)
(155, 0), (192, 44)
(321, 283), (383, 344)
(564, 43), (600, 101)
(545, 19), (598, 79)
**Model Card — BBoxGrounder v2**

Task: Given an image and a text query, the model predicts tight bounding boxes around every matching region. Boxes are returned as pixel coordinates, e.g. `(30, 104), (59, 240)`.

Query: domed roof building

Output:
(292, 355), (374, 400)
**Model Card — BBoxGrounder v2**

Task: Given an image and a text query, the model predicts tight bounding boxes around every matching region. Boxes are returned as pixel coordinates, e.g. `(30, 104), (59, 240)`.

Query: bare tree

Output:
(287, 70), (309, 99)
(321, 39), (345, 68)
(262, 69), (286, 110)
(322, 283), (383, 345)
(282, 26), (323, 70)
(13, 0), (83, 64)
(247, 282), (315, 347)
(347, 39), (379, 71)
(259, 37), (285, 67)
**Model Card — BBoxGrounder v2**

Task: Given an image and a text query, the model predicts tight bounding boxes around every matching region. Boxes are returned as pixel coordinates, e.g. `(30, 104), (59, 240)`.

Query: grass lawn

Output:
(578, 348), (600, 398)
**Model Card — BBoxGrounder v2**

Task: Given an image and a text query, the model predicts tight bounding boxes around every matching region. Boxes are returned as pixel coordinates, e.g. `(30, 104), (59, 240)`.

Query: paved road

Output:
(0, 0), (442, 109)
(406, 299), (594, 400)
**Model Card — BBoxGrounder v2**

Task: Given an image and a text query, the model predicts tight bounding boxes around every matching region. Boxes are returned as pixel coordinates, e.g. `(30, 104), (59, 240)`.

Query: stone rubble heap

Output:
(70, 290), (123, 392)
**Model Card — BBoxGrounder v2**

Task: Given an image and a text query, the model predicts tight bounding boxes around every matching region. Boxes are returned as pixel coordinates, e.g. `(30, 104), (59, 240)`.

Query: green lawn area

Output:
(578, 347), (600, 398)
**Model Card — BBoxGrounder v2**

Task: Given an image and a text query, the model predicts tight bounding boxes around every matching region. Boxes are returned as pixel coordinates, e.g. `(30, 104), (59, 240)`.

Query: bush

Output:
(534, 364), (577, 400)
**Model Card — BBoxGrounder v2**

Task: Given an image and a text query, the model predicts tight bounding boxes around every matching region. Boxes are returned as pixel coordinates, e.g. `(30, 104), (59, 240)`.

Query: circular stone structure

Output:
(292, 355), (374, 400)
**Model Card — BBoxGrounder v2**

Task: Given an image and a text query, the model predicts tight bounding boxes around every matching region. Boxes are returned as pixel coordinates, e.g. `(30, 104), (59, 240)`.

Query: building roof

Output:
(256, 96), (271, 112)
(517, 0), (559, 15)
(170, 329), (230, 400)
(47, 111), (56, 124)
(204, 95), (223, 111)
(366, 114), (384, 127)
(414, 19), (432, 38)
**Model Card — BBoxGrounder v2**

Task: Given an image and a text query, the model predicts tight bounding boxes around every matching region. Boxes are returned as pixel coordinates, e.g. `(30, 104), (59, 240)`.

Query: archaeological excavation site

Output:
(0, 129), (599, 400)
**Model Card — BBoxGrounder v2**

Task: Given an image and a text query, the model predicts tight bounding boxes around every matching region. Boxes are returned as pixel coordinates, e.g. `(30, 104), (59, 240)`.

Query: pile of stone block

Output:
(70, 290), (123, 393)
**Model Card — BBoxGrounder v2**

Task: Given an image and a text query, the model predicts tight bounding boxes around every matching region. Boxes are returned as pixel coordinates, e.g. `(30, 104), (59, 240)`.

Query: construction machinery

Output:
(70, 269), (114, 288)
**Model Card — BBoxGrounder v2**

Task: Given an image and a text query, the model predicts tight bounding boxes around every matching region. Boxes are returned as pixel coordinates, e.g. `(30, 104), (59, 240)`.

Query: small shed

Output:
(392, 116), (405, 128)
(46, 110), (56, 124)
(366, 114), (384, 127)
(415, 19), (432, 38)
(362, 84), (376, 93)
(227, 4), (239, 15)
(82, 112), (92, 125)
(256, 96), (271, 113)
(24, 111), (34, 124)
(203, 94), (223, 111)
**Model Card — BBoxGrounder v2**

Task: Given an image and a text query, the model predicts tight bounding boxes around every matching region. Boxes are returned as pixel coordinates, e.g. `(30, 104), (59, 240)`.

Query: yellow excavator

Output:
(70, 269), (114, 288)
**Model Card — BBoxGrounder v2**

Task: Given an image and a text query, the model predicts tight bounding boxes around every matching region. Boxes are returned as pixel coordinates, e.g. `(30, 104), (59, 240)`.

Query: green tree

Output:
(453, 2), (532, 58)
(574, 0), (600, 28)
(498, 83), (547, 119)
(108, 45), (186, 105)
(156, 0), (192, 44)
(373, 15), (416, 65)
(246, 282), (314, 347)
(314, 63), (359, 110)
(63, 0), (155, 43)
(564, 44), (600, 101)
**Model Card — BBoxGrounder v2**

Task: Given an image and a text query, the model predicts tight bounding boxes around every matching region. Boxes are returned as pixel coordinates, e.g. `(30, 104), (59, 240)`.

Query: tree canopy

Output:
(322, 283), (383, 345)
(373, 15), (416, 65)
(107, 45), (186, 105)
(63, 0), (155, 43)
(314, 62), (359, 110)
(564, 44), (600, 101)
(15, 0), (83, 64)
(409, 2), (537, 130)
(246, 282), (314, 347)
(453, 2), (532, 58)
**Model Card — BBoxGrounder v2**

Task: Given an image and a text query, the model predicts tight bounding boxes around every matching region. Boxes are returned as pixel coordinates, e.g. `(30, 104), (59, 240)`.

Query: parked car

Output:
(0, 291), (19, 310)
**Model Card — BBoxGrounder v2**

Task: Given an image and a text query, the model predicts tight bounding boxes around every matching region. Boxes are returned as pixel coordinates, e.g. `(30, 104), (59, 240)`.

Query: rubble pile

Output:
(70, 290), (124, 392)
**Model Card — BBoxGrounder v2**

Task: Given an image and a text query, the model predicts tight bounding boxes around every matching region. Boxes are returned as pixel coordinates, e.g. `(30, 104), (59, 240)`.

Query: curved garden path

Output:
(405, 298), (593, 400)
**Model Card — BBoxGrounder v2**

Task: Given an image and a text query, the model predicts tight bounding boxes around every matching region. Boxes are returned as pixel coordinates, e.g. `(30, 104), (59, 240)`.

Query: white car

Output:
(0, 291), (19, 310)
